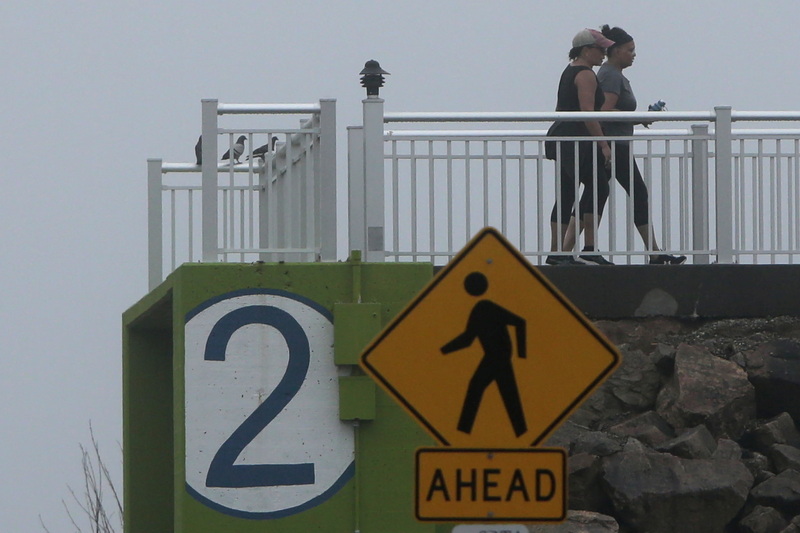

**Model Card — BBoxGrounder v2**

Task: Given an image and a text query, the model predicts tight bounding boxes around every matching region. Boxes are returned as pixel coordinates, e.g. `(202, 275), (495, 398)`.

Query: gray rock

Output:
(592, 320), (631, 347)
(593, 318), (687, 354)
(607, 411), (675, 447)
(548, 318), (800, 532)
(607, 349), (661, 411)
(770, 444), (800, 473)
(601, 440), (753, 533)
(743, 451), (773, 480)
(569, 387), (625, 431)
(574, 349), (661, 428)
(712, 438), (743, 461)
(658, 424), (717, 459)
(571, 431), (625, 457)
(745, 340), (800, 420)
(634, 288), (679, 317)
(745, 413), (800, 453)
(568, 453), (611, 513)
(739, 505), (788, 533)
(750, 469), (800, 515)
(756, 470), (778, 485)
(527, 510), (619, 532)
(651, 343), (676, 374)
(546, 420), (593, 450)
(732, 351), (747, 369)
(656, 343), (756, 439)
(779, 515), (800, 533)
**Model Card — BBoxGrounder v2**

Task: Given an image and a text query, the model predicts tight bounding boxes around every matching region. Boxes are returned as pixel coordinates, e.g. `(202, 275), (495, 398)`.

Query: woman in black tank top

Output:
(546, 29), (614, 266)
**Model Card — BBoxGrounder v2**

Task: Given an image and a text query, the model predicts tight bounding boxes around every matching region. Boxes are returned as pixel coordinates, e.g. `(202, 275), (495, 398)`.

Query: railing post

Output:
(148, 159), (163, 290)
(259, 117), (274, 263)
(201, 99), (219, 262)
(714, 106), (734, 263)
(348, 126), (366, 257)
(691, 124), (710, 265)
(363, 96), (385, 262)
(318, 98), (337, 261)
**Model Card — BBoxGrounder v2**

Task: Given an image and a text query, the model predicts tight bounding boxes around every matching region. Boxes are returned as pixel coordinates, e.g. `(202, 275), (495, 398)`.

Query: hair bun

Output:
(599, 24), (632, 45)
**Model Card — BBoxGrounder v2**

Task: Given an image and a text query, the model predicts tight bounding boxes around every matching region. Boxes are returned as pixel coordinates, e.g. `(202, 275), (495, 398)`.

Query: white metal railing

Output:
(147, 95), (800, 288)
(348, 101), (800, 265)
(731, 130), (800, 263)
(148, 99), (336, 289)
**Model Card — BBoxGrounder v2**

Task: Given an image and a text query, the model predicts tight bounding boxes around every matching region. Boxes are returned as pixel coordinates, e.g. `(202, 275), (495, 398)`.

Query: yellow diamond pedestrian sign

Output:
(360, 227), (621, 448)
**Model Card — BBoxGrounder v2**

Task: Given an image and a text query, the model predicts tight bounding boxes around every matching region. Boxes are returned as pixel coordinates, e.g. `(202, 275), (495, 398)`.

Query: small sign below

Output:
(452, 524), (528, 533)
(415, 448), (566, 522)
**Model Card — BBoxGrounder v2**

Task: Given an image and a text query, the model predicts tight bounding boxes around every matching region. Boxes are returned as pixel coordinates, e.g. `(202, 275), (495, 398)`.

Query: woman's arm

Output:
(576, 70), (611, 161)
(603, 90), (650, 126)
(601, 92), (619, 111)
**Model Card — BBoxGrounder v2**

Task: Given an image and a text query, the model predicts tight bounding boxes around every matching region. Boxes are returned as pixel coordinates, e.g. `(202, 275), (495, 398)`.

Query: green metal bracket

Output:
(333, 302), (382, 365)
(338, 375), (376, 420)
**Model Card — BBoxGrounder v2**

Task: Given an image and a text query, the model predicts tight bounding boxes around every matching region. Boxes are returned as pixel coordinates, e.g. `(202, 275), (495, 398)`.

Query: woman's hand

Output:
(602, 143), (612, 168)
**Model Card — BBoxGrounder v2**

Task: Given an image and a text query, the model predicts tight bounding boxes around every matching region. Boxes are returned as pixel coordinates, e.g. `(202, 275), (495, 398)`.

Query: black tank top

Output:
(555, 65), (604, 136)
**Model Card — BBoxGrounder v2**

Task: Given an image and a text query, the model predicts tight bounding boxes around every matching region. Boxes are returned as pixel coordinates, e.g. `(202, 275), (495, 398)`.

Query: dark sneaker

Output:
(546, 254), (585, 265)
(649, 254), (687, 265)
(578, 254), (614, 265)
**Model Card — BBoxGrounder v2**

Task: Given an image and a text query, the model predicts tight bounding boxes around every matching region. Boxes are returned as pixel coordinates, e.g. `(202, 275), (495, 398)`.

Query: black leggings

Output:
(610, 141), (650, 227)
(550, 140), (610, 224)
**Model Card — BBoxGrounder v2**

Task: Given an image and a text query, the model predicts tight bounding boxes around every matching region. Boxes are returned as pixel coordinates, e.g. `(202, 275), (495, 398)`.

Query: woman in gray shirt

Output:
(598, 25), (686, 265)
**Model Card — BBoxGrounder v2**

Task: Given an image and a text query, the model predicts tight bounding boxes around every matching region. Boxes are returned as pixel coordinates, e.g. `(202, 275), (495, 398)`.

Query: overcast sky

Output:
(2, 1), (799, 530)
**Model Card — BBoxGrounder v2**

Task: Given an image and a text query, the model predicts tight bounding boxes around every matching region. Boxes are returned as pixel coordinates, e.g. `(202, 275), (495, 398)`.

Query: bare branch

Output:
(38, 514), (53, 533)
(41, 421), (122, 533)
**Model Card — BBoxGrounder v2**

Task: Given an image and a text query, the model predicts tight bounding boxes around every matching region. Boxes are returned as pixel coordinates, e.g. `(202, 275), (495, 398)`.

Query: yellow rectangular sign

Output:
(415, 448), (566, 522)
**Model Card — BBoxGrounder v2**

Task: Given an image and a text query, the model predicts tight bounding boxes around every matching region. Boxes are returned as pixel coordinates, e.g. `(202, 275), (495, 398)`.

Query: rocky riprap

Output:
(541, 316), (800, 533)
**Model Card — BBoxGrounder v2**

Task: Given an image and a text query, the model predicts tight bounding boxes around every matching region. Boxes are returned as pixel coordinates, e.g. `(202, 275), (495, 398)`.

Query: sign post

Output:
(360, 227), (621, 524)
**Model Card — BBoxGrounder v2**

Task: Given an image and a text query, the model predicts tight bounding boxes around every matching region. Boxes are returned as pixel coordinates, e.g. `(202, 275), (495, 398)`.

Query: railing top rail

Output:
(155, 161), (265, 174)
(732, 111), (800, 121)
(216, 103), (322, 115)
(218, 127), (318, 135)
(732, 128), (800, 136)
(384, 128), (700, 139)
(383, 111), (715, 123)
(384, 109), (800, 124)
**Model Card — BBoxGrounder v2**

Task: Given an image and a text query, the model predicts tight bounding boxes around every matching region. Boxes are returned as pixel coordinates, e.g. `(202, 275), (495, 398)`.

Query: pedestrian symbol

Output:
(360, 227), (621, 448)
(442, 272), (527, 438)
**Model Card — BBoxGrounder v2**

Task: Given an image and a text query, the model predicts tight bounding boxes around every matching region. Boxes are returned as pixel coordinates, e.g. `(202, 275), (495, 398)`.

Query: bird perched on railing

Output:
(247, 136), (280, 161)
(195, 135), (202, 165)
(221, 135), (247, 163)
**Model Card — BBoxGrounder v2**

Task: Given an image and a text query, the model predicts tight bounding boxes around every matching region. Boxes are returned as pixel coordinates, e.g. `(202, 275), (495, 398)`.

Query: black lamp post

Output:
(360, 60), (390, 98)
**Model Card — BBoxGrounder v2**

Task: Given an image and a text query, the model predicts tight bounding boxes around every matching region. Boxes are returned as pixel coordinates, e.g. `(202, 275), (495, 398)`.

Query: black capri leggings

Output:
(610, 141), (650, 227)
(550, 139), (610, 224)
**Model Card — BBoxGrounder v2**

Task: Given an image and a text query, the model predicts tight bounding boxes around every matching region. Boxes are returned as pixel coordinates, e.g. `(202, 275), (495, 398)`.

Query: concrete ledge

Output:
(535, 265), (800, 319)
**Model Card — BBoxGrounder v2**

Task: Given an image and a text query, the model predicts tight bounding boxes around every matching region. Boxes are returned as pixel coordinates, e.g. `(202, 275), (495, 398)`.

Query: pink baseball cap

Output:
(572, 28), (615, 49)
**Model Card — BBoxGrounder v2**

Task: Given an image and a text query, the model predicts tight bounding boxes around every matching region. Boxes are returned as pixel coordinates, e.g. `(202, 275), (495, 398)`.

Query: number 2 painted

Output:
(184, 290), (354, 519)
(203, 305), (315, 488)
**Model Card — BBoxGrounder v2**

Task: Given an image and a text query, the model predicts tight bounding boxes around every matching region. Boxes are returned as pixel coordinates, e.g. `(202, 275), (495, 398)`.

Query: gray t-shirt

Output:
(597, 63), (637, 137)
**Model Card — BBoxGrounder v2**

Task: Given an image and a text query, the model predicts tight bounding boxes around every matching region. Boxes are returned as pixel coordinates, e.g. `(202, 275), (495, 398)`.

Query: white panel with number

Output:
(184, 289), (354, 518)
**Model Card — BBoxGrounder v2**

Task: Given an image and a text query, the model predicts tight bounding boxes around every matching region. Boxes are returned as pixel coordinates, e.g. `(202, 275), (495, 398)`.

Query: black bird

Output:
(195, 135), (202, 165)
(221, 135), (247, 163)
(247, 136), (279, 160)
